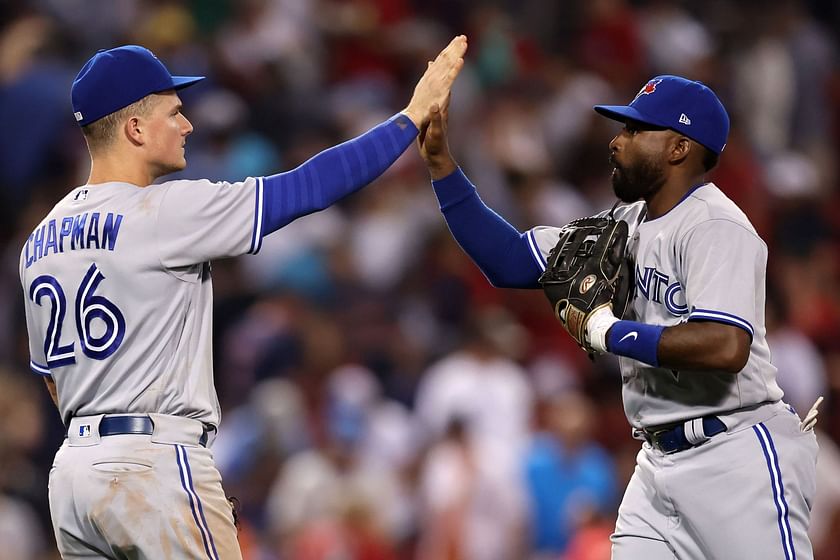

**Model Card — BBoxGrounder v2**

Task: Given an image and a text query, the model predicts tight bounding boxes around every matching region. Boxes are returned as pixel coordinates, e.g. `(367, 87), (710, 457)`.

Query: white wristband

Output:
(586, 306), (619, 354)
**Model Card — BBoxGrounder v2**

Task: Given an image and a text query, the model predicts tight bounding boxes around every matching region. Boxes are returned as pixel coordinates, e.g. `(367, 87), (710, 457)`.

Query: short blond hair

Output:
(81, 94), (159, 153)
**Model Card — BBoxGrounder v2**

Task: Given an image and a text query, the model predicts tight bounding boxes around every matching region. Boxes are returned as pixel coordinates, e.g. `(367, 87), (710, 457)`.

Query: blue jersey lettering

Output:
(25, 212), (125, 268)
(71, 214), (87, 250)
(665, 282), (689, 315)
(59, 217), (73, 252)
(86, 212), (101, 250)
(25, 233), (34, 268)
(33, 224), (45, 261)
(636, 266), (654, 301)
(636, 263), (688, 316)
(651, 270), (669, 303)
(101, 213), (123, 251)
(44, 220), (59, 257)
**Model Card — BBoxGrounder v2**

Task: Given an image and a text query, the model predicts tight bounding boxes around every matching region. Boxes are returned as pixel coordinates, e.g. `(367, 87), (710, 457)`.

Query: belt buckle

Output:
(645, 425), (675, 453)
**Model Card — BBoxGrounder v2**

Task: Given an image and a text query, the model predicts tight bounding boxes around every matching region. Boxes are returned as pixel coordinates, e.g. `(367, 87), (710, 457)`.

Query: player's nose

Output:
(181, 115), (194, 136)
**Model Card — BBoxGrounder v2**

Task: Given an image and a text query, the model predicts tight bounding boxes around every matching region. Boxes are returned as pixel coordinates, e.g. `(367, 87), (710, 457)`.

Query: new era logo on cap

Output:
(593, 75), (730, 155)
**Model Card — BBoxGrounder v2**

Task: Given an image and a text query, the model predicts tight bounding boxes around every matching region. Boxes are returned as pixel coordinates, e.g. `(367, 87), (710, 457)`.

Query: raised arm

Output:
(260, 35), (468, 234)
(418, 102), (542, 288)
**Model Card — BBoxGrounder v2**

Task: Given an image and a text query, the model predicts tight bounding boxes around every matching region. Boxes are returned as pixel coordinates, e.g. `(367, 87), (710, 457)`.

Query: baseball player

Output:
(21, 38), (466, 559)
(418, 76), (819, 559)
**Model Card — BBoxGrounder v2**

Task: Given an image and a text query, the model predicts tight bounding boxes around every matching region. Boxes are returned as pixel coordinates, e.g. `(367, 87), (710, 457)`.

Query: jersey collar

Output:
(644, 182), (709, 222)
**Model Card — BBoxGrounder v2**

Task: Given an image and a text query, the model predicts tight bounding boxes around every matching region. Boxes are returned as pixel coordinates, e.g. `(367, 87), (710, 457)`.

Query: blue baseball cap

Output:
(594, 75), (730, 155)
(71, 45), (205, 126)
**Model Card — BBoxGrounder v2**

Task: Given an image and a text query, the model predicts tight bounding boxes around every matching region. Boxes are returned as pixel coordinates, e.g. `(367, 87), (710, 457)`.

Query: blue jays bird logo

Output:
(634, 79), (663, 101)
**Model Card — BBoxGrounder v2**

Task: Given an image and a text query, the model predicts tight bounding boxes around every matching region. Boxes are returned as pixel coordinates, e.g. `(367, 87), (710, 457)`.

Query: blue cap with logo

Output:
(71, 45), (205, 127)
(594, 75), (730, 155)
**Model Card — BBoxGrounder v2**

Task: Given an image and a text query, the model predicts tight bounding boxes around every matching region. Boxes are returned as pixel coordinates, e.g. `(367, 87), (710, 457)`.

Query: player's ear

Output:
(125, 116), (145, 146)
(669, 136), (692, 165)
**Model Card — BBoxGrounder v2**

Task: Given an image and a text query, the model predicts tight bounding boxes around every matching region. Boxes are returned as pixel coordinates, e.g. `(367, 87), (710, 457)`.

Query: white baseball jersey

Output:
(526, 183), (783, 427)
(20, 177), (265, 428)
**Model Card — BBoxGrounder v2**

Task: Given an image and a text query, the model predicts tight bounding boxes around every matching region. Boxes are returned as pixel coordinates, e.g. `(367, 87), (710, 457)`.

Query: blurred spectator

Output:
(414, 309), (532, 560)
(414, 308), (533, 451)
(0, 370), (46, 497)
(562, 513), (613, 560)
(264, 366), (410, 559)
(214, 378), (312, 483)
(811, 432), (840, 560)
(0, 370), (48, 560)
(347, 173), (441, 291)
(0, 495), (46, 560)
(470, 6), (520, 89)
(181, 88), (279, 182)
(707, 123), (772, 238)
(0, 14), (75, 216)
(576, 0), (644, 90)
(484, 93), (552, 177)
(776, 0), (836, 181)
(524, 391), (617, 558)
(42, 0), (139, 47)
(638, 0), (715, 77)
(216, 0), (322, 96)
(416, 416), (527, 560)
(540, 60), (614, 177)
(768, 294), (840, 558)
(768, 294), (828, 417)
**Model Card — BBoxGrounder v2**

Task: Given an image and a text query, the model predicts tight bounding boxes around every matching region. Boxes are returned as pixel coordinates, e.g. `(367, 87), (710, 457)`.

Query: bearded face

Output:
(611, 151), (667, 203)
(608, 119), (672, 203)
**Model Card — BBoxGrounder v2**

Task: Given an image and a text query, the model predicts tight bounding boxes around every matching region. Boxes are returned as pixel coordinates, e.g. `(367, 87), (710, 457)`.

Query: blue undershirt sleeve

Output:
(259, 113), (418, 236)
(431, 167), (542, 288)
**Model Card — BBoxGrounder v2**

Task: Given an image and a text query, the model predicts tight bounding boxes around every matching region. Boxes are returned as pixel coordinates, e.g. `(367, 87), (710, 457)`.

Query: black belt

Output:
(98, 415), (210, 447)
(643, 416), (726, 454)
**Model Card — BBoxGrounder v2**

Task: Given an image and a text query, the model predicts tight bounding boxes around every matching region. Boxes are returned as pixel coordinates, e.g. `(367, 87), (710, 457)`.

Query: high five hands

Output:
(403, 35), (467, 134)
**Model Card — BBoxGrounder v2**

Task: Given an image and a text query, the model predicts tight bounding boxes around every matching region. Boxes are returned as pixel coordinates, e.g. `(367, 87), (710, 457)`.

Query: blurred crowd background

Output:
(1, 0), (840, 558)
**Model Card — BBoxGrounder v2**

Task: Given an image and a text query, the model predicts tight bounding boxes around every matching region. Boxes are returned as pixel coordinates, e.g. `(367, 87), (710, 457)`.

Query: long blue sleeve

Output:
(260, 113), (418, 234)
(432, 167), (542, 288)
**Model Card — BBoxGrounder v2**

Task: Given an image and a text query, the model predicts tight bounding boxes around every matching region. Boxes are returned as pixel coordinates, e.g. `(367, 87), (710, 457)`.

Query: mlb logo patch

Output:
(74, 189), (89, 201)
(79, 424), (91, 438)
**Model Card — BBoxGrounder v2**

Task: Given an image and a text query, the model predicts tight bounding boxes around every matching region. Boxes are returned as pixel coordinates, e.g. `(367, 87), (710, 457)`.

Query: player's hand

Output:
(418, 96), (457, 180)
(402, 35), (467, 130)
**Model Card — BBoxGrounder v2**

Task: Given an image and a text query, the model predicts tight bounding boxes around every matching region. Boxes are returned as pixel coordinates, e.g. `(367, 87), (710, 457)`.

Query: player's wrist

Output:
(426, 155), (457, 181)
(401, 108), (423, 129)
(586, 306), (619, 353)
(606, 320), (664, 366)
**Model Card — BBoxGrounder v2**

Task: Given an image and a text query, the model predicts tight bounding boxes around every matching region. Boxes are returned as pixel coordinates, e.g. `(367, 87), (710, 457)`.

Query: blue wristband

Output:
(607, 320), (664, 367)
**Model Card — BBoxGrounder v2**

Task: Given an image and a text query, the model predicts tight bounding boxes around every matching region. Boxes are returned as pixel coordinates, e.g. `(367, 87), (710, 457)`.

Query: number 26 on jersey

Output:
(29, 262), (126, 371)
